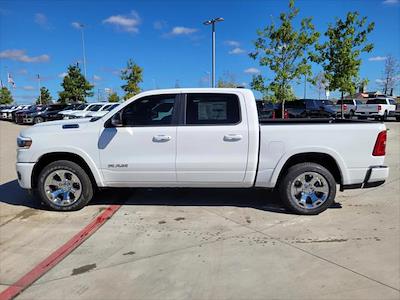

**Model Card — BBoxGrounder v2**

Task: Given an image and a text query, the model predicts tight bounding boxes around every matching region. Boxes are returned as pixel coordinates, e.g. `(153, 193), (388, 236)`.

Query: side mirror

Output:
(111, 112), (123, 127)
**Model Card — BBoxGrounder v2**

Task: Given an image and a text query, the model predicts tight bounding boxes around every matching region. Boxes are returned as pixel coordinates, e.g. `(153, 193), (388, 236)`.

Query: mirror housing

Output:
(110, 112), (123, 127)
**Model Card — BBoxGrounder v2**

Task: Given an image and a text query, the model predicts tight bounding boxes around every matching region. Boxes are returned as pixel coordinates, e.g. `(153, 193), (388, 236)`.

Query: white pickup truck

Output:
(355, 97), (396, 121)
(16, 88), (389, 215)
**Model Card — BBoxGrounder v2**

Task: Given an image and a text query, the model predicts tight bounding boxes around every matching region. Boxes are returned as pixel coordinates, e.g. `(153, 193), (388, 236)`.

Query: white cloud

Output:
(21, 85), (35, 91)
(93, 75), (101, 81)
(229, 47), (246, 55)
(0, 49), (50, 63)
(170, 26), (197, 35)
(225, 40), (240, 47)
(58, 72), (68, 78)
(34, 13), (50, 29)
(102, 11), (141, 33)
(369, 56), (387, 61)
(382, 0), (399, 4)
(71, 22), (82, 29)
(375, 79), (385, 84)
(244, 68), (260, 74)
(18, 69), (28, 75)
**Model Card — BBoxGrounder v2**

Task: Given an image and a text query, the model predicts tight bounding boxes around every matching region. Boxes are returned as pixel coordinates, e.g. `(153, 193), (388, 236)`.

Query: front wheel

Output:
(381, 111), (388, 122)
(37, 160), (93, 211)
(279, 163), (336, 215)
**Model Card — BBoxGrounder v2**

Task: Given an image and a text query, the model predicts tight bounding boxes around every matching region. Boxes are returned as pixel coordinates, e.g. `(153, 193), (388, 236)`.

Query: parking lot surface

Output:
(0, 120), (399, 299)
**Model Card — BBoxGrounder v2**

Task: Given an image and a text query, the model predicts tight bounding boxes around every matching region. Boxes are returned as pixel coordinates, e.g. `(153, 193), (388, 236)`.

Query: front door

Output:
(99, 94), (178, 185)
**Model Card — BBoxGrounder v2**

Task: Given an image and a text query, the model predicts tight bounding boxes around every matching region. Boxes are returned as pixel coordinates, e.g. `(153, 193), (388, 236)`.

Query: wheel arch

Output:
(31, 152), (100, 189)
(274, 152), (343, 187)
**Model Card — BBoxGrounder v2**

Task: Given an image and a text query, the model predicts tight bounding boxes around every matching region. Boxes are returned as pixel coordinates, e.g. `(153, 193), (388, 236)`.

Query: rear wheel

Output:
(279, 163), (336, 215)
(34, 116), (44, 124)
(37, 160), (93, 211)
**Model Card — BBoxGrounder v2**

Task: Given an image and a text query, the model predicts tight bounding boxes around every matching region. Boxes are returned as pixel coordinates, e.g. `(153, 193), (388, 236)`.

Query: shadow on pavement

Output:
(0, 180), (341, 214)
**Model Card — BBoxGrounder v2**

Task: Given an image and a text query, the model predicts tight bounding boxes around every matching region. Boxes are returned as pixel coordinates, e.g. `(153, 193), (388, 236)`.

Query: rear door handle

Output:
(153, 135), (172, 142)
(223, 134), (242, 142)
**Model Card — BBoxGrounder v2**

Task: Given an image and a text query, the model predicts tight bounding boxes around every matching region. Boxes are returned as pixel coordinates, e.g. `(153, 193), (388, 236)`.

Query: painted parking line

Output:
(0, 205), (121, 300)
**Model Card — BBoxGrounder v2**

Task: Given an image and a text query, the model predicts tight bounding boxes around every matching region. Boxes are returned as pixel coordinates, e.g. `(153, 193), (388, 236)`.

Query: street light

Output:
(203, 17), (224, 88)
(76, 22), (87, 79)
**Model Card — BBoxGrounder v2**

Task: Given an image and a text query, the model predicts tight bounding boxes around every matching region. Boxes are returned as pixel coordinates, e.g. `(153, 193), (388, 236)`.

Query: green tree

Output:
(217, 71), (238, 88)
(249, 0), (319, 113)
(312, 12), (374, 118)
(0, 87), (13, 104)
(58, 64), (93, 104)
(108, 92), (120, 103)
(36, 87), (52, 105)
(121, 59), (143, 100)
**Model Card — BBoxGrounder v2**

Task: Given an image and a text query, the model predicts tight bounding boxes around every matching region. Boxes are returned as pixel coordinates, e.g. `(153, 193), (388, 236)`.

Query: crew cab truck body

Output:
(16, 88), (389, 215)
(355, 97), (396, 121)
(333, 99), (362, 118)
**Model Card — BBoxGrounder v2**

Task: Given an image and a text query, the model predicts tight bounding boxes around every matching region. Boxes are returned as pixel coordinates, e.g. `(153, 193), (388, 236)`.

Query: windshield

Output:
(77, 104), (88, 110)
(88, 104), (103, 112)
(106, 104), (119, 111)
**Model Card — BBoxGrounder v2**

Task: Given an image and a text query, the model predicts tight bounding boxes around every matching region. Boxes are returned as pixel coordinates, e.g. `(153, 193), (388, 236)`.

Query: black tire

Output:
(37, 160), (93, 211)
(381, 111), (388, 122)
(396, 116), (400, 122)
(34, 116), (44, 124)
(348, 110), (354, 119)
(279, 162), (336, 215)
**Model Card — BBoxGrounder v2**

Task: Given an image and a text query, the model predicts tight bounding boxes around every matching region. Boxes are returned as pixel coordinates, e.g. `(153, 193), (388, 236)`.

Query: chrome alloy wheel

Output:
(44, 169), (82, 206)
(290, 172), (329, 210)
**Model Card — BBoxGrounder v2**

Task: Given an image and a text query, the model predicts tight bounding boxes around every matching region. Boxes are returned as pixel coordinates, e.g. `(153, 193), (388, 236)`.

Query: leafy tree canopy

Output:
(0, 87), (13, 104)
(58, 64), (94, 104)
(108, 92), (120, 103)
(121, 59), (143, 100)
(36, 86), (53, 105)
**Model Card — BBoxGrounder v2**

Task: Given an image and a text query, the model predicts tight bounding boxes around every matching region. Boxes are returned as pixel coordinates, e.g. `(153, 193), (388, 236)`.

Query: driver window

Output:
(121, 94), (177, 126)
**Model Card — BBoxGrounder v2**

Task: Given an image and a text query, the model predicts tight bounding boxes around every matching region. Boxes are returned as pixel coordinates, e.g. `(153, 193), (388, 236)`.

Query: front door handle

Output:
(223, 134), (242, 142)
(153, 135), (172, 142)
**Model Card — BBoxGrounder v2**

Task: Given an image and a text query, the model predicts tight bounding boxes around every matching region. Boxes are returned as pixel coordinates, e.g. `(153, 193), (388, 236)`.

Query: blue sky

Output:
(0, 0), (399, 103)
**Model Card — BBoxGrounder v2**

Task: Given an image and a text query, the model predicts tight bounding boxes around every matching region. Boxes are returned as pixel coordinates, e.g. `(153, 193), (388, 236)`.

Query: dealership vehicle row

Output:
(1, 95), (399, 126)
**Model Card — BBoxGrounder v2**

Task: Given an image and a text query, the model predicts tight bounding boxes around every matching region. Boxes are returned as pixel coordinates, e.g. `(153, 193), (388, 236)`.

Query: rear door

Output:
(176, 92), (249, 184)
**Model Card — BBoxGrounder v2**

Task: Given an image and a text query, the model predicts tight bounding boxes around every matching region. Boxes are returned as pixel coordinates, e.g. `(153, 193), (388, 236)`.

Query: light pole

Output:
(203, 17), (224, 88)
(76, 22), (87, 78)
(37, 74), (41, 105)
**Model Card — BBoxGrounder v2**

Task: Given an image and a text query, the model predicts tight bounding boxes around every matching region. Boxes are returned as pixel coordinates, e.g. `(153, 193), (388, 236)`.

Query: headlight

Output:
(17, 136), (32, 149)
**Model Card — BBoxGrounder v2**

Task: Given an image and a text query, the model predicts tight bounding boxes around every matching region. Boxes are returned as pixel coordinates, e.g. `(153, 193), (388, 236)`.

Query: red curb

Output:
(0, 205), (121, 300)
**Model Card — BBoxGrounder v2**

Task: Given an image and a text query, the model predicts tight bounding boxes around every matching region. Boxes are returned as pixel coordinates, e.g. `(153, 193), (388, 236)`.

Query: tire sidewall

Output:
(280, 163), (336, 215)
(37, 160), (93, 211)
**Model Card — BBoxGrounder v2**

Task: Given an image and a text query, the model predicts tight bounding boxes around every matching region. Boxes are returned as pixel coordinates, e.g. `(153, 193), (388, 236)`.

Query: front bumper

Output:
(341, 165), (389, 191)
(16, 162), (35, 189)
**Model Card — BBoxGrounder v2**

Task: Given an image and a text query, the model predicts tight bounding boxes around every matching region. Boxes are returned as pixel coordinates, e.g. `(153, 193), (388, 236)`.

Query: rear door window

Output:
(186, 93), (240, 125)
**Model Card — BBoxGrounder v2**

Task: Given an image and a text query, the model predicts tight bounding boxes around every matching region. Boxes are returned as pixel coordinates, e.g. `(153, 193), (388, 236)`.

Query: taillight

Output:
(378, 105), (382, 111)
(372, 130), (387, 156)
(343, 104), (347, 111)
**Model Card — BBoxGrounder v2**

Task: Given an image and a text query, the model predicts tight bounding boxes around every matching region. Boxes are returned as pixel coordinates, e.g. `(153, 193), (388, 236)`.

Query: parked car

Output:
(333, 99), (363, 118)
(24, 104), (69, 124)
(0, 105), (13, 119)
(15, 105), (44, 124)
(2, 105), (30, 121)
(62, 103), (108, 119)
(258, 101), (279, 120)
(16, 88), (388, 215)
(57, 103), (87, 118)
(86, 103), (120, 118)
(355, 97), (396, 121)
(10, 105), (33, 122)
(71, 103), (113, 119)
(275, 99), (336, 119)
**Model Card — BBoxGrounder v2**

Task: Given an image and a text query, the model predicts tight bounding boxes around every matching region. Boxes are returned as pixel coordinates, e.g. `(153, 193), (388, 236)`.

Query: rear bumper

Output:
(16, 162), (35, 189)
(341, 165), (389, 191)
